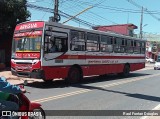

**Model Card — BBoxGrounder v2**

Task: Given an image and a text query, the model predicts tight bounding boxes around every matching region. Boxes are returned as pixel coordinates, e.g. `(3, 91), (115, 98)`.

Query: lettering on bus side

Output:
(88, 60), (118, 64)
(88, 60), (102, 64)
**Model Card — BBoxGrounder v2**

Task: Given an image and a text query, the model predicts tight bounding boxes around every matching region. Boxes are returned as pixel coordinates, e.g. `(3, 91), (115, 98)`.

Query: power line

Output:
(60, 0), (118, 25)
(126, 0), (141, 9)
(62, 6), (93, 24)
(40, 0), (53, 20)
(145, 9), (160, 21)
(68, 0), (160, 15)
(93, 0), (107, 7)
(27, 3), (95, 27)
(58, 0), (107, 26)
(73, 0), (141, 12)
(126, 0), (160, 21)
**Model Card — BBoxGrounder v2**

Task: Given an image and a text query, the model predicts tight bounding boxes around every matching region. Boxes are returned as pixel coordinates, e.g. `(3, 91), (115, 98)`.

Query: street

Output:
(12, 65), (158, 119)
(1, 1), (160, 119)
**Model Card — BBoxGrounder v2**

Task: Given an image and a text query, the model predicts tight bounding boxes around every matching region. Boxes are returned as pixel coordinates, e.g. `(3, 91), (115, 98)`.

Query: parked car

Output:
(154, 59), (160, 70)
(146, 57), (155, 63)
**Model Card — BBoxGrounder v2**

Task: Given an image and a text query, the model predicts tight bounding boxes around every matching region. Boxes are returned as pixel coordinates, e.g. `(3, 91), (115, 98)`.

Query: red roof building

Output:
(92, 24), (138, 37)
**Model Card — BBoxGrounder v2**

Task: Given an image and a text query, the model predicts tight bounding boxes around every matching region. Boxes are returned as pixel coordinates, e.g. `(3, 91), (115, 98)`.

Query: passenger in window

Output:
(61, 40), (67, 52)
(58, 44), (62, 51)
(71, 37), (76, 50)
(49, 41), (57, 52)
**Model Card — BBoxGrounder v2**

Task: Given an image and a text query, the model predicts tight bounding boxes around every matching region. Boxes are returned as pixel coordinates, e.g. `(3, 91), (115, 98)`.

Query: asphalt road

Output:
(24, 67), (160, 119)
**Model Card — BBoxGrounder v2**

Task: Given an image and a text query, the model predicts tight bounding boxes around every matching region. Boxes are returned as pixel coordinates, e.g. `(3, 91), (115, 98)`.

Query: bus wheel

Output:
(67, 67), (82, 84)
(119, 64), (130, 77)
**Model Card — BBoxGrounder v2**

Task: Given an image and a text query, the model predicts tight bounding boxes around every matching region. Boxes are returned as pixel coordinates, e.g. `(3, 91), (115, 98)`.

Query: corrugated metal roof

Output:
(93, 23), (138, 29)
(144, 34), (160, 41)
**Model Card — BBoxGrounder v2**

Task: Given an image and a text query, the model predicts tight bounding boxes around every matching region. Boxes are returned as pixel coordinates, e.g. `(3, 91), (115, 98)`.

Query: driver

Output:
(0, 76), (25, 119)
(49, 41), (57, 52)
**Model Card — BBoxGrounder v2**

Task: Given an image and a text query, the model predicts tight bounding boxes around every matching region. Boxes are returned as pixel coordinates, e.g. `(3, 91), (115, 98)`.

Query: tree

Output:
(0, 0), (30, 66)
(0, 0), (30, 34)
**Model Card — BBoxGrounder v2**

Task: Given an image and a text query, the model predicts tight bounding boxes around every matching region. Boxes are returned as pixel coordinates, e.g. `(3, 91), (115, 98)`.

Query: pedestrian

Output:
(0, 76), (25, 119)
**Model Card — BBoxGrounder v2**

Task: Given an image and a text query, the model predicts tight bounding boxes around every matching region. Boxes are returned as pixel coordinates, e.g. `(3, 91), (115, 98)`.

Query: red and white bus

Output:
(11, 21), (146, 83)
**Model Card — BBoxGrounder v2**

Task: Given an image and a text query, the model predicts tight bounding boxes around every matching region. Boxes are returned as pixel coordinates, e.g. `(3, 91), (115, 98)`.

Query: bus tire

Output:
(66, 66), (82, 84)
(118, 64), (130, 77)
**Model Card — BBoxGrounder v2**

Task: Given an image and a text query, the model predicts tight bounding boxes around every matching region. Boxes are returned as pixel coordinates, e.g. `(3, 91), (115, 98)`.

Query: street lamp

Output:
(142, 24), (148, 39)
(143, 24), (148, 28)
(140, 24), (148, 39)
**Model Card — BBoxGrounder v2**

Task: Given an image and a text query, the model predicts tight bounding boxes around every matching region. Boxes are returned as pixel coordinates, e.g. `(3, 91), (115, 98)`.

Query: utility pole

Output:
(53, 0), (60, 22)
(139, 7), (143, 39)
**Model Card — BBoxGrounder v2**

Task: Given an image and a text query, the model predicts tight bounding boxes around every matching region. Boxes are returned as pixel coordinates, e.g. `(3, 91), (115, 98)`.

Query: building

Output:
(92, 24), (138, 37)
(144, 33), (160, 61)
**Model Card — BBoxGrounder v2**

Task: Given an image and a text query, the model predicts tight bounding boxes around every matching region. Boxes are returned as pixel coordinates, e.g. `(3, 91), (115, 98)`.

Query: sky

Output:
(27, 0), (160, 35)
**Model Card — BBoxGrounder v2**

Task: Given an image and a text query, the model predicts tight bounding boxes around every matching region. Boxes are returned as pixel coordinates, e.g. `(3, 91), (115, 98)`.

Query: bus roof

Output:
(45, 21), (143, 41)
(16, 20), (144, 41)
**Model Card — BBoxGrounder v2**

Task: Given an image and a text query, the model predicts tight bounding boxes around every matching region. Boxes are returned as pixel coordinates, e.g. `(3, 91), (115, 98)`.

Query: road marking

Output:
(32, 73), (160, 103)
(33, 89), (92, 103)
(140, 104), (160, 119)
(152, 104), (160, 110)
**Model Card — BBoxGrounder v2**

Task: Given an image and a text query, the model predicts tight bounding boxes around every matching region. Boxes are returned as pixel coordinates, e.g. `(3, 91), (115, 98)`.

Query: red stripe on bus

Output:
(56, 54), (145, 59)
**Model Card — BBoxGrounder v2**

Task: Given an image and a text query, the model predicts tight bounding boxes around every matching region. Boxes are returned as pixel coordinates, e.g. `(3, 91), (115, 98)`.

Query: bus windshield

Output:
(12, 36), (41, 57)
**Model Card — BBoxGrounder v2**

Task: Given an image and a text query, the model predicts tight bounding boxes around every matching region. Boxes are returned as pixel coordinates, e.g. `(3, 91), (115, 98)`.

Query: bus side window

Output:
(100, 35), (113, 53)
(86, 33), (99, 52)
(126, 40), (134, 54)
(141, 42), (146, 54)
(44, 36), (50, 53)
(107, 37), (113, 52)
(44, 32), (68, 53)
(114, 37), (125, 53)
(70, 30), (85, 51)
(55, 37), (68, 52)
(134, 41), (141, 54)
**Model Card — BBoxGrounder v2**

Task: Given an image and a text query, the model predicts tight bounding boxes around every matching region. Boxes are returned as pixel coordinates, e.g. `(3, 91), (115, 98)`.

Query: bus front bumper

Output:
(11, 68), (44, 79)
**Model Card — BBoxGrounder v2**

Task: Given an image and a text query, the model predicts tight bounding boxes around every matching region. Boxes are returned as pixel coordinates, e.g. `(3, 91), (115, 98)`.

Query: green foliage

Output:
(0, 0), (30, 34)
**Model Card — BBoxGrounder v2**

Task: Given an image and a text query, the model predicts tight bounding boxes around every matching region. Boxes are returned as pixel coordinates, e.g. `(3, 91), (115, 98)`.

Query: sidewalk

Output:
(0, 69), (43, 85)
(145, 63), (155, 67)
